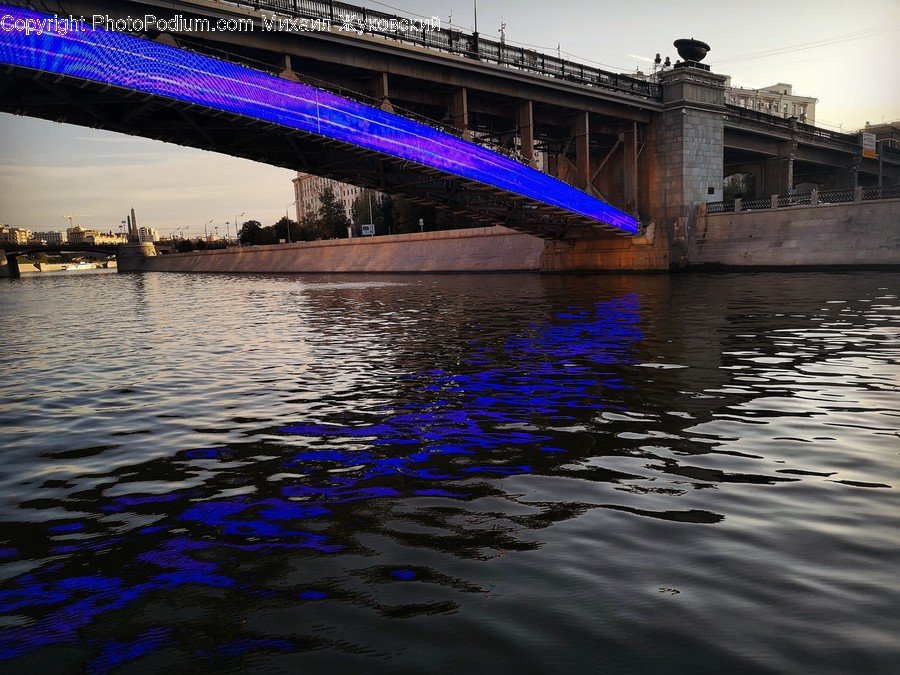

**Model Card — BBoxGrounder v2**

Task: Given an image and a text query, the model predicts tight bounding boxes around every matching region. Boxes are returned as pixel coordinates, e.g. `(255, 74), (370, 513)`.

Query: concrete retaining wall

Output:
(135, 226), (545, 274)
(111, 201), (899, 276)
(691, 198), (900, 267)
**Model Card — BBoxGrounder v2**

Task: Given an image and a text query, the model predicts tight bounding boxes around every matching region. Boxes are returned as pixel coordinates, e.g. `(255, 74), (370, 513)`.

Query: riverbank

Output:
(6, 197), (896, 279)
(127, 196), (899, 275)
(135, 226), (546, 274)
(14, 261), (118, 274)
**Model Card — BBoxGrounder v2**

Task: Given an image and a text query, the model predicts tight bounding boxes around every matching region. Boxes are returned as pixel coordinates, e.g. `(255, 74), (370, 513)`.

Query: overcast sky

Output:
(1, 0), (898, 234)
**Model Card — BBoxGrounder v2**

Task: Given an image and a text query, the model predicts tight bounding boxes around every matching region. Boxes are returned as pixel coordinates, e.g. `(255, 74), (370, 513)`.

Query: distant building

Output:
(67, 226), (93, 244)
(292, 173), (373, 222)
(137, 226), (160, 243)
(0, 226), (31, 245)
(87, 232), (127, 244)
(30, 230), (68, 245)
(724, 80), (817, 124)
(67, 226), (126, 244)
(862, 121), (900, 148)
(629, 69), (817, 125)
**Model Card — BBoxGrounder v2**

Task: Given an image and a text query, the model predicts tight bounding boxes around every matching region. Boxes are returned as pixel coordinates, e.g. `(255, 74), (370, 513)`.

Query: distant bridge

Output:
(0, 243), (120, 256)
(0, 243), (118, 278)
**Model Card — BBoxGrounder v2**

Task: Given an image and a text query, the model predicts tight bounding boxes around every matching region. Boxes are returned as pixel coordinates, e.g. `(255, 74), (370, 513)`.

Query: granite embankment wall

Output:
(691, 198), (900, 268)
(111, 199), (899, 276)
(139, 226), (545, 274)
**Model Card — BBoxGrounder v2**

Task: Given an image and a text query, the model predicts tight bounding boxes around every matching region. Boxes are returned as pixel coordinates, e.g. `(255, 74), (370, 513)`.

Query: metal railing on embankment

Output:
(703, 185), (900, 214)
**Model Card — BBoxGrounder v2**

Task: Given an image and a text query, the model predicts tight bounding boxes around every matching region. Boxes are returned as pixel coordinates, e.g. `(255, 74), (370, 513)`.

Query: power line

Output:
(715, 25), (896, 65)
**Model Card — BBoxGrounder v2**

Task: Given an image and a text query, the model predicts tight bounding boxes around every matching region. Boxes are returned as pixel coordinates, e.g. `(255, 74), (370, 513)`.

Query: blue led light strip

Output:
(0, 6), (639, 233)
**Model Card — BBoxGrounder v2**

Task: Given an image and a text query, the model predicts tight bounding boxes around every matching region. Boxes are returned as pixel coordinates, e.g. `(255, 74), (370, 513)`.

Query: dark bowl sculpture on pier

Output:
(673, 38), (710, 63)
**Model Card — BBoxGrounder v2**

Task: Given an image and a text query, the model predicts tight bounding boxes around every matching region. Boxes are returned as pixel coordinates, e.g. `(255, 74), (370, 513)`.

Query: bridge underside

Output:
(724, 126), (898, 195)
(0, 68), (615, 239)
(0, 6), (638, 239)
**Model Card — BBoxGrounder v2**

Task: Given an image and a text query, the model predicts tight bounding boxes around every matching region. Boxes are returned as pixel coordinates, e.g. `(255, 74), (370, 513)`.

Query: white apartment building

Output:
(30, 230), (68, 245)
(725, 80), (817, 124)
(138, 226), (160, 243)
(67, 226), (127, 244)
(292, 173), (372, 222)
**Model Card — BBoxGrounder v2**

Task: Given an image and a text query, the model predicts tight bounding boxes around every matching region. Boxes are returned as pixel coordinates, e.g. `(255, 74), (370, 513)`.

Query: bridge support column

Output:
(117, 242), (157, 273)
(517, 100), (536, 167)
(836, 157), (861, 189)
(279, 54), (299, 82)
(620, 122), (640, 214)
(651, 64), (727, 268)
(764, 139), (797, 195)
(574, 111), (590, 191)
(0, 250), (17, 279)
(449, 88), (471, 140)
(372, 72), (394, 113)
(763, 157), (781, 196)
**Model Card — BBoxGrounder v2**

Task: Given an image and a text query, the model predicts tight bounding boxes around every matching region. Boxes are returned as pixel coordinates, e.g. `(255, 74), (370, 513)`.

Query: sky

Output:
(1, 0), (898, 234)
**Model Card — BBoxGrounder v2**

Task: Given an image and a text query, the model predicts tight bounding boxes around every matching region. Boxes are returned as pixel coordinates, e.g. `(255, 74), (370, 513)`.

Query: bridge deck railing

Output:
(704, 185), (900, 214)
(229, 0), (661, 100)
(724, 105), (861, 148)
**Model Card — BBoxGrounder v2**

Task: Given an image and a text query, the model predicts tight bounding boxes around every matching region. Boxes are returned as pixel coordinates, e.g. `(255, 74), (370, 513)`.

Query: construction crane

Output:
(62, 214), (92, 228)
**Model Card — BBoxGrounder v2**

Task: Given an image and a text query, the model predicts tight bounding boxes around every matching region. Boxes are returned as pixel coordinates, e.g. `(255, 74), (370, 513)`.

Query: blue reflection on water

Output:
(87, 628), (173, 675)
(0, 294), (642, 668)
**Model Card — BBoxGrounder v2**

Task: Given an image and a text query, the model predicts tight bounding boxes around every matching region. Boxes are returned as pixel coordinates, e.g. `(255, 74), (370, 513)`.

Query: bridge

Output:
(0, 243), (119, 256)
(0, 2), (640, 240)
(0, 243), (119, 277)
(1, 0), (897, 275)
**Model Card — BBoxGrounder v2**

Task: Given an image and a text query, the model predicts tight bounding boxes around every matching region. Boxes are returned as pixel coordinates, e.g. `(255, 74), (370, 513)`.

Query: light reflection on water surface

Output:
(0, 270), (898, 673)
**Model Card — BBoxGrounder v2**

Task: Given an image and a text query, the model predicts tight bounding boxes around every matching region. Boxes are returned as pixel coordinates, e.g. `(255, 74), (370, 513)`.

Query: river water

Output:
(0, 269), (898, 674)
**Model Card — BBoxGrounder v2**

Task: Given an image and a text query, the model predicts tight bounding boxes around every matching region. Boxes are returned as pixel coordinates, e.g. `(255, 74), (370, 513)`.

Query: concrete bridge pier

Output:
(762, 137), (797, 195)
(574, 111), (591, 191)
(517, 100), (536, 168)
(372, 72), (394, 113)
(651, 63), (728, 268)
(619, 123), (640, 214)
(836, 157), (862, 189)
(0, 250), (18, 279)
(116, 242), (157, 272)
(448, 87), (471, 140)
(541, 60), (728, 272)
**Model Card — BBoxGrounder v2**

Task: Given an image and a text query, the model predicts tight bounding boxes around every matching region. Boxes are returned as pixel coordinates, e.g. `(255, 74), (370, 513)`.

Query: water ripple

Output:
(0, 270), (898, 673)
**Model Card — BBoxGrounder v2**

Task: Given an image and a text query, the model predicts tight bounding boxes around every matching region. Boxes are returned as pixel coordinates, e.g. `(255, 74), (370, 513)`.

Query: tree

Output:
(318, 186), (350, 239)
(297, 213), (324, 241)
(238, 220), (264, 246)
(273, 215), (300, 244)
(376, 194), (394, 235)
(724, 174), (756, 201)
(350, 189), (376, 225)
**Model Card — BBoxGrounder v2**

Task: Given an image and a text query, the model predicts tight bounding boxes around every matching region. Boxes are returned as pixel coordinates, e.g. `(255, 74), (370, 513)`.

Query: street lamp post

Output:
(285, 201), (297, 243)
(876, 139), (886, 188)
(234, 212), (244, 245)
